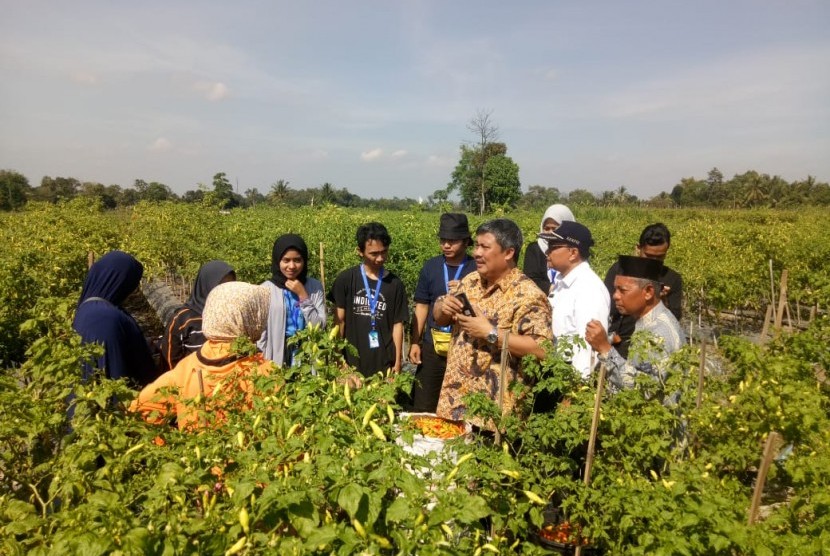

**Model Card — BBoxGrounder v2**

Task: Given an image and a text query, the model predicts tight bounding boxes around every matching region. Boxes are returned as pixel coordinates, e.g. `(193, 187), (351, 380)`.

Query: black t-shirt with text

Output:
(329, 265), (408, 376)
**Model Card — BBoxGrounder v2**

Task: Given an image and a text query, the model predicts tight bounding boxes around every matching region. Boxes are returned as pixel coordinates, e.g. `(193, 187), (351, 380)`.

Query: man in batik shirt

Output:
(433, 219), (552, 428)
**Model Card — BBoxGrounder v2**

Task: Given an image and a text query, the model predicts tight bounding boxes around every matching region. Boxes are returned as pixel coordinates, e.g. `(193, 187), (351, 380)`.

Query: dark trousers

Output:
(409, 340), (447, 413)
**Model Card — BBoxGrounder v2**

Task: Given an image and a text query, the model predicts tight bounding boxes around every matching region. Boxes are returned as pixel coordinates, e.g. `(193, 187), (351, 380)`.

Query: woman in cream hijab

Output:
(522, 204), (575, 294)
(130, 281), (274, 430)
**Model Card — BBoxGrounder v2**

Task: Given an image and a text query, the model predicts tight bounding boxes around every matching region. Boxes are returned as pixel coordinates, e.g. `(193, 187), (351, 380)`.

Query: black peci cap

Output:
(618, 255), (664, 281)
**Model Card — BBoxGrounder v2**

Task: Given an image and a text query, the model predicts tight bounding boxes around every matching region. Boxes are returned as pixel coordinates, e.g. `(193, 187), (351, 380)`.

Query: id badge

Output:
(368, 330), (380, 349)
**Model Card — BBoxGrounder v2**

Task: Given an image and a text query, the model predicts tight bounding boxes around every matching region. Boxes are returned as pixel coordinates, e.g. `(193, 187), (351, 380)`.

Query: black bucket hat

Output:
(437, 213), (471, 240)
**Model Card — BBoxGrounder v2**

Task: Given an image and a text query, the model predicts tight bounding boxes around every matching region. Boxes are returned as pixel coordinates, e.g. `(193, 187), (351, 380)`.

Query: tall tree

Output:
(0, 170), (32, 210)
(204, 172), (237, 209)
(267, 179), (291, 205)
(243, 187), (265, 207)
(33, 176), (79, 203)
(448, 141), (518, 213)
(483, 154), (521, 209)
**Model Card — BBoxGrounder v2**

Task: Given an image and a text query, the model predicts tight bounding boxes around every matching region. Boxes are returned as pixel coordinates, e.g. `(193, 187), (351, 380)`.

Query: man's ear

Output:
(503, 247), (516, 263)
(634, 244), (642, 256)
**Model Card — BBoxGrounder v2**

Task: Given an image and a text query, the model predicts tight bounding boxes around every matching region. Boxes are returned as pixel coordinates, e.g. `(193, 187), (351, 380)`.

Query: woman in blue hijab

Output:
(72, 251), (158, 387)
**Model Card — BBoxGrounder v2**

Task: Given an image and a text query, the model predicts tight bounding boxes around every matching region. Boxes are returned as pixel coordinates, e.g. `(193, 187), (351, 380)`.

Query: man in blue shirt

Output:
(408, 213), (476, 412)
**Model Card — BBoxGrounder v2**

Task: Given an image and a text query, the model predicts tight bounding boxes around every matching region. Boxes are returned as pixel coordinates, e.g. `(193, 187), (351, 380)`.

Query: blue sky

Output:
(1, 1), (828, 199)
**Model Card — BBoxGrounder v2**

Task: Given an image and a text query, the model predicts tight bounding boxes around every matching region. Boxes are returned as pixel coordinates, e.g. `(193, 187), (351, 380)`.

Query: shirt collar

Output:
(476, 266), (520, 294)
(553, 260), (590, 289)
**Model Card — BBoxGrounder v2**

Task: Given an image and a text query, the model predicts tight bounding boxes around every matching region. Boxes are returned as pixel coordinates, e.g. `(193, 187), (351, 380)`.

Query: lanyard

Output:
(442, 257), (467, 293)
(437, 257), (466, 333)
(360, 263), (384, 329)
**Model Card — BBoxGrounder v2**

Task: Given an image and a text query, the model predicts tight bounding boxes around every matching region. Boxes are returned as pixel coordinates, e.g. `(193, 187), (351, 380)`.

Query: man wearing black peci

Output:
(604, 223), (683, 359)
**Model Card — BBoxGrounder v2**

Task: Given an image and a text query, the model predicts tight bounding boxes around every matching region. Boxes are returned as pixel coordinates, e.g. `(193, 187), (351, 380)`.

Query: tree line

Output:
(2, 108), (827, 212)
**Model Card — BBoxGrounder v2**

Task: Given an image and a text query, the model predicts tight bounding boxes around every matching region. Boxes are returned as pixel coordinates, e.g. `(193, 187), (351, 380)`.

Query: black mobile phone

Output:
(455, 292), (476, 317)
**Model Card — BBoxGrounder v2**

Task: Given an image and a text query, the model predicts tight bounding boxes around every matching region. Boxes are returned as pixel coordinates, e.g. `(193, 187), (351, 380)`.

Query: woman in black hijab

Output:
(258, 234), (326, 366)
(160, 260), (235, 371)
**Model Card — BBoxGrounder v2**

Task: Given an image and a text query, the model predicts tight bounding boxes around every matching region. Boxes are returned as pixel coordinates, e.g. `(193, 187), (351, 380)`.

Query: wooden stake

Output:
(319, 242), (326, 293)
(87, 251), (95, 270)
(769, 260), (777, 323)
(774, 270), (789, 332)
(696, 337), (706, 409)
(760, 305), (773, 343)
(784, 303), (793, 333)
(575, 362), (607, 556)
(748, 432), (783, 525)
(582, 363), (607, 488)
(796, 299), (802, 327)
(809, 304), (817, 323)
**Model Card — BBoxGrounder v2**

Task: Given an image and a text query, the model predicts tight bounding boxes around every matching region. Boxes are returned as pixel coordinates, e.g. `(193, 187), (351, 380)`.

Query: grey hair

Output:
(632, 277), (661, 292)
(476, 219), (523, 262)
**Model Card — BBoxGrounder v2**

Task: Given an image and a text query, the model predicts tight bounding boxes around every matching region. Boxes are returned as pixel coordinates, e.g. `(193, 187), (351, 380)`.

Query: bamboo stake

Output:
(748, 432), (783, 525)
(319, 242), (326, 293)
(784, 303), (793, 333)
(774, 270), (789, 331)
(760, 305), (773, 343)
(87, 251), (95, 270)
(809, 304), (817, 323)
(696, 337), (707, 409)
(769, 260), (777, 323)
(582, 363), (607, 487)
(575, 363), (606, 556)
(796, 299), (802, 327)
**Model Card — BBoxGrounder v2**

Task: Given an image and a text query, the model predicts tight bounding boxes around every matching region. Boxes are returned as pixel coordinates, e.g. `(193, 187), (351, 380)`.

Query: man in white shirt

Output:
(540, 221), (610, 378)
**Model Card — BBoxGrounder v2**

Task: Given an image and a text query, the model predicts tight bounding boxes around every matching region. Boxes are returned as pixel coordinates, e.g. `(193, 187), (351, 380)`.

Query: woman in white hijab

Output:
(522, 204), (575, 294)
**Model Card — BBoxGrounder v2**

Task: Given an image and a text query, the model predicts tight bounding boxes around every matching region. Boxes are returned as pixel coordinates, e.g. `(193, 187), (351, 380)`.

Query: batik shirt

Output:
(436, 267), (552, 428)
(602, 301), (686, 392)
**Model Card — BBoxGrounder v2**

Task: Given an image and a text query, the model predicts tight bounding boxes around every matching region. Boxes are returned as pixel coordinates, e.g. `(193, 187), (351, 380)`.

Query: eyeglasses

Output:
(545, 244), (571, 255)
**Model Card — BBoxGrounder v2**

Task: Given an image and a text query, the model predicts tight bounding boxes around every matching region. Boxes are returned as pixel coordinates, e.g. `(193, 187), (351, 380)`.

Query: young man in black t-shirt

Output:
(408, 213), (475, 412)
(329, 222), (408, 377)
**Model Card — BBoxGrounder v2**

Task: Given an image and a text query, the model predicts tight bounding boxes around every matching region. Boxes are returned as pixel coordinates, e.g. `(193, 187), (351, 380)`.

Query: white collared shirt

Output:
(550, 261), (610, 378)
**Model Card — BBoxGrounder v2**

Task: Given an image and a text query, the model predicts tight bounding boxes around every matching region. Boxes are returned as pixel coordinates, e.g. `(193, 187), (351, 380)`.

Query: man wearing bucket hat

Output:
(585, 255), (686, 392)
(408, 213), (476, 412)
(539, 221), (610, 379)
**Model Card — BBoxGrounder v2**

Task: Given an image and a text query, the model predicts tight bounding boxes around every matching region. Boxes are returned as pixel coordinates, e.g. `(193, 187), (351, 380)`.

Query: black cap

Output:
(618, 255), (664, 281)
(438, 213), (471, 240)
(538, 220), (594, 253)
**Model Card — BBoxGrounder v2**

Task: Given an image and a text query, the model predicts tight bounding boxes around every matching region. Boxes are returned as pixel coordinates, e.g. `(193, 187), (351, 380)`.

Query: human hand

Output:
(285, 279), (309, 301)
(408, 343), (422, 365)
(440, 295), (463, 319)
(456, 308), (493, 341)
(585, 320), (612, 354)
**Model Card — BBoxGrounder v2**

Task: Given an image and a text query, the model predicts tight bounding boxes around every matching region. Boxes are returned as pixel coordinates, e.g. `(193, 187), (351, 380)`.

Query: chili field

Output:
(1, 199), (829, 554)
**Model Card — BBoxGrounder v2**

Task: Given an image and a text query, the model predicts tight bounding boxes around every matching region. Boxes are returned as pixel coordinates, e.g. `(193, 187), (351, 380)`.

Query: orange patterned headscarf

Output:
(201, 282), (271, 341)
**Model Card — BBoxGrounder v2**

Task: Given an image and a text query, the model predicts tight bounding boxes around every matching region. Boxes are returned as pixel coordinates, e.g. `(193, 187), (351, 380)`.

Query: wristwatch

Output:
(486, 327), (499, 345)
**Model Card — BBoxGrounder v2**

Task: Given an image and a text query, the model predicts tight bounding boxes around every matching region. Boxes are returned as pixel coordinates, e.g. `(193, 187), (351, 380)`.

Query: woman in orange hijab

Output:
(130, 281), (273, 429)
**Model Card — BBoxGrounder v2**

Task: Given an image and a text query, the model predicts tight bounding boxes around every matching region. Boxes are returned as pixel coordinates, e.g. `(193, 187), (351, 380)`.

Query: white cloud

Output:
(360, 148), (383, 161)
(194, 81), (230, 101)
(69, 71), (98, 85)
(148, 137), (172, 151)
(391, 149), (407, 158)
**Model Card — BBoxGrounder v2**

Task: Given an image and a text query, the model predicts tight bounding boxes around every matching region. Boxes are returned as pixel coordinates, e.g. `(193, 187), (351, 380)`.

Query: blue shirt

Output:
(413, 255), (476, 345)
